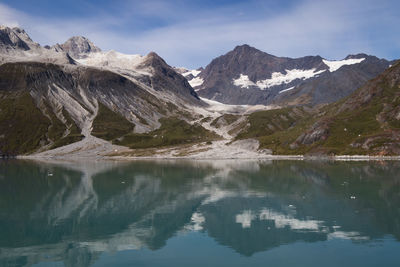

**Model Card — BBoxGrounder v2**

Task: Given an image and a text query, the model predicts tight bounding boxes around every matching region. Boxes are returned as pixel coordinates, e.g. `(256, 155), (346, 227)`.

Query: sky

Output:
(0, 0), (399, 68)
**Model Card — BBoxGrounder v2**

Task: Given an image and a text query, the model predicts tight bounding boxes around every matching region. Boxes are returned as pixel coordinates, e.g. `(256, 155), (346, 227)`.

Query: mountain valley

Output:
(0, 26), (398, 158)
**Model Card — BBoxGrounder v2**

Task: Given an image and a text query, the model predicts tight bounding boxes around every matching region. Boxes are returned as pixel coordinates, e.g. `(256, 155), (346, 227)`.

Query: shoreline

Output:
(17, 154), (400, 161)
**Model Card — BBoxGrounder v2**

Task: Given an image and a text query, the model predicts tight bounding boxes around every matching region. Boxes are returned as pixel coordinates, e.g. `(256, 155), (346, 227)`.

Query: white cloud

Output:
(0, 4), (21, 27)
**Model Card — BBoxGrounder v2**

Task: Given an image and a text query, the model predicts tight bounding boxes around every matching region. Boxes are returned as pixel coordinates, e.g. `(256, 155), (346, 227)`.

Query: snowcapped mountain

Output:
(0, 26), (205, 156)
(0, 25), (398, 157)
(174, 67), (204, 87)
(190, 44), (392, 105)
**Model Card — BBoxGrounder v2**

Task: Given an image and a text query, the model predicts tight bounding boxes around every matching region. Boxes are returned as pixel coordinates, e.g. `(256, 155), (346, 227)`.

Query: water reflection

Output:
(0, 159), (399, 266)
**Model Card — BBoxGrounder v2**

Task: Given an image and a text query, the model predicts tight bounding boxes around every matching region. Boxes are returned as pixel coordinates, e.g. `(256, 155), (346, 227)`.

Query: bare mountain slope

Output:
(0, 26), (210, 156)
(192, 45), (391, 106)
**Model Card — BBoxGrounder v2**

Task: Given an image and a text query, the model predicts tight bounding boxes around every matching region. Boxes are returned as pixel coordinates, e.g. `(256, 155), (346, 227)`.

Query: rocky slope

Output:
(51, 36), (101, 58)
(191, 44), (392, 105)
(0, 25), (398, 157)
(0, 26), (76, 65)
(235, 61), (400, 155)
(0, 26), (211, 156)
(0, 26), (40, 51)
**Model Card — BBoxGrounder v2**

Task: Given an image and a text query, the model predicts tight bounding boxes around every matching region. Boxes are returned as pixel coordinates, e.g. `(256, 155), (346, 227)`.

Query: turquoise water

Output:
(0, 159), (400, 266)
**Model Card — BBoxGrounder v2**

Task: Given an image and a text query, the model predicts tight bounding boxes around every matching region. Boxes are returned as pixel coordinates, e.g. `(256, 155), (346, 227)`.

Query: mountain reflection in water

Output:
(0, 159), (400, 266)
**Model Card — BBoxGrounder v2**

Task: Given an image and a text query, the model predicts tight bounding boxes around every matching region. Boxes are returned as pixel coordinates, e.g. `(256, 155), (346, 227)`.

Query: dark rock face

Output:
(275, 54), (392, 106)
(139, 52), (201, 104)
(195, 45), (391, 106)
(0, 62), (158, 111)
(53, 36), (101, 59)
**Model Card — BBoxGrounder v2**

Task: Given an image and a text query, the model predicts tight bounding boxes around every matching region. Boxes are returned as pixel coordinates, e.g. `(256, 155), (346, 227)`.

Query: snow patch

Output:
(183, 69), (201, 77)
(279, 86), (295, 94)
(233, 69), (325, 90)
(77, 50), (149, 74)
(233, 74), (256, 89)
(256, 69), (326, 90)
(323, 58), (365, 72)
(188, 77), (204, 87)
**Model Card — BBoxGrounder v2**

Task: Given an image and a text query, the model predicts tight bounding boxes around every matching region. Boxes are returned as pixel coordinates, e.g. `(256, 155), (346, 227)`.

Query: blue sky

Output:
(0, 0), (399, 68)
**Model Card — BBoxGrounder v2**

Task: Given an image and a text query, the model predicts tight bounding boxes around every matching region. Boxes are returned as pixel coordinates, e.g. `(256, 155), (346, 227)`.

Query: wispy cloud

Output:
(0, 4), (21, 27)
(0, 0), (399, 68)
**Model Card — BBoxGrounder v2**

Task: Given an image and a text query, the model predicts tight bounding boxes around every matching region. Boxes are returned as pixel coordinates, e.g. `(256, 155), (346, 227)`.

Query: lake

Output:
(0, 159), (400, 267)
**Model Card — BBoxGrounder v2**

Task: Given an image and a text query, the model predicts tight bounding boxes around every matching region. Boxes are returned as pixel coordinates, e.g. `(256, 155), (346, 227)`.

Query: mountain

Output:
(0, 26), (76, 65)
(235, 60), (400, 155)
(0, 25), (398, 157)
(52, 36), (101, 58)
(74, 50), (200, 105)
(0, 26), (211, 156)
(0, 26), (39, 51)
(174, 67), (204, 87)
(292, 60), (400, 155)
(191, 44), (391, 105)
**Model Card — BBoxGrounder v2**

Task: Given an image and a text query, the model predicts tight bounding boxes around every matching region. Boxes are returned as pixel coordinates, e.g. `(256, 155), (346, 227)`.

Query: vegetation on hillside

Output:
(50, 109), (84, 149)
(235, 63), (400, 155)
(91, 102), (135, 141)
(0, 91), (86, 155)
(236, 107), (310, 139)
(115, 117), (220, 149)
(210, 114), (240, 128)
(0, 92), (51, 155)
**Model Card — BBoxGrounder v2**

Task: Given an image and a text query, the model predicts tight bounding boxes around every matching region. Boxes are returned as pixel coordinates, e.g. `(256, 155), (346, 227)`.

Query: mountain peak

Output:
(66, 36), (95, 46)
(231, 44), (276, 60)
(0, 25), (39, 51)
(143, 51), (168, 65)
(55, 36), (101, 59)
(147, 51), (162, 59)
(234, 44), (252, 49)
(344, 53), (371, 60)
(233, 44), (261, 53)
